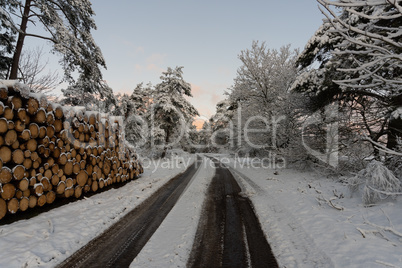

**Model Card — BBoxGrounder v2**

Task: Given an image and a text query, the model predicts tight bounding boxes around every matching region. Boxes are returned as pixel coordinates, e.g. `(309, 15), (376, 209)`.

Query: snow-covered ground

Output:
(1, 153), (401, 267)
(219, 155), (402, 268)
(131, 157), (215, 267)
(0, 154), (196, 268)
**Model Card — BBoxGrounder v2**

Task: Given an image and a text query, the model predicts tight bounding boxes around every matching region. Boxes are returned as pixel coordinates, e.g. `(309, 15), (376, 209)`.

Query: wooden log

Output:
(22, 189), (30, 197)
(74, 186), (83, 199)
(46, 125), (55, 139)
(17, 108), (28, 123)
(7, 198), (19, 213)
(0, 87), (8, 100)
(12, 165), (25, 180)
(0, 118), (8, 134)
(10, 95), (23, 110)
(46, 191), (56, 204)
(55, 106), (63, 119)
(37, 195), (46, 206)
(17, 178), (29, 191)
(76, 170), (88, 187)
(56, 181), (66, 195)
(5, 129), (17, 145)
(91, 180), (98, 192)
(98, 178), (105, 189)
(63, 161), (73, 176)
(52, 147), (61, 159)
(14, 120), (25, 132)
(19, 197), (29, 212)
(28, 123), (39, 139)
(0, 146), (11, 164)
(12, 149), (24, 165)
(1, 183), (16, 200)
(0, 101), (4, 116)
(7, 120), (14, 130)
(0, 198), (6, 219)
(46, 112), (55, 125)
(28, 195), (37, 208)
(51, 174), (59, 186)
(38, 126), (46, 139)
(11, 140), (19, 150)
(4, 106), (14, 120)
(19, 129), (31, 141)
(63, 188), (74, 198)
(46, 157), (55, 167)
(65, 178), (74, 189)
(73, 162), (80, 175)
(44, 169), (52, 180)
(26, 97), (39, 115)
(23, 138), (37, 152)
(58, 153), (68, 165)
(33, 108), (46, 124)
(32, 160), (40, 169)
(41, 177), (52, 192)
(84, 184), (90, 193)
(30, 151), (39, 161)
(0, 167), (13, 184)
(15, 189), (23, 199)
(33, 183), (44, 197)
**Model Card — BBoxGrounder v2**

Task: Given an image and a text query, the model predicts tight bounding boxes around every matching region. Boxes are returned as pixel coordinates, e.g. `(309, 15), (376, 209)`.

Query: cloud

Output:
(134, 53), (167, 74)
(187, 83), (228, 118)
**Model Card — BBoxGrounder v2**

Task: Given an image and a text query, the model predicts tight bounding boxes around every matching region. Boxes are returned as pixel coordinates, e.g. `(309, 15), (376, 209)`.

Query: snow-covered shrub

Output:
(349, 160), (401, 205)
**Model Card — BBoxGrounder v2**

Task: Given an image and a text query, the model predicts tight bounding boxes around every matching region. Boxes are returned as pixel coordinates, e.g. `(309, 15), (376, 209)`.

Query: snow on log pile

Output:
(0, 81), (143, 220)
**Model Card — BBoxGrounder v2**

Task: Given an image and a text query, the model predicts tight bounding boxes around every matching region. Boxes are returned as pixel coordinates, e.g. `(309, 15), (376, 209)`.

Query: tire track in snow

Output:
(219, 158), (335, 268)
(57, 156), (202, 268)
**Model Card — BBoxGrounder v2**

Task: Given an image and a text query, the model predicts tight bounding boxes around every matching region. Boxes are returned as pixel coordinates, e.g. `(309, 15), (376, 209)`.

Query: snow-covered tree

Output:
(113, 91), (147, 147)
(148, 66), (199, 158)
(130, 82), (153, 116)
(294, 0), (402, 151)
(61, 75), (116, 113)
(209, 98), (238, 151)
(1, 0), (106, 95)
(227, 41), (300, 155)
(0, 0), (17, 78)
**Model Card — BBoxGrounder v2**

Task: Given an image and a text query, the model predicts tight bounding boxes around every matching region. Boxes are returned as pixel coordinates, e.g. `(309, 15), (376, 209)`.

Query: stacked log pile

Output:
(0, 81), (143, 220)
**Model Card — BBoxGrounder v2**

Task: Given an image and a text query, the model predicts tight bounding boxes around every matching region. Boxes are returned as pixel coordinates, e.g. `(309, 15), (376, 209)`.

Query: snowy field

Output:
(0, 154), (401, 267)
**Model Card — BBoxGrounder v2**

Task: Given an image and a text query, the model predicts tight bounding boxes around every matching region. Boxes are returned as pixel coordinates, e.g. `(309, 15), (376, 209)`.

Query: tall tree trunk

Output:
(9, 0), (32, 79)
(161, 128), (170, 158)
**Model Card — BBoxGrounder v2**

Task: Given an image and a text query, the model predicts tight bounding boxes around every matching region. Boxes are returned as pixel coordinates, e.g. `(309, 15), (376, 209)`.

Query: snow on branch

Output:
(363, 135), (402, 156)
(317, 0), (402, 48)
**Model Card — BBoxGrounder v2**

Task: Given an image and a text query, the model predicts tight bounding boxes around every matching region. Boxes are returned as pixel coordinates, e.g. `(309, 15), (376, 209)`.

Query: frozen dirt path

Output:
(57, 156), (202, 268)
(187, 157), (278, 268)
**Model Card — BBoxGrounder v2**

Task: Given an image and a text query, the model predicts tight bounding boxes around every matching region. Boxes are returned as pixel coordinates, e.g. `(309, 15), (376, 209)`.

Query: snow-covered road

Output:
(0, 154), (401, 267)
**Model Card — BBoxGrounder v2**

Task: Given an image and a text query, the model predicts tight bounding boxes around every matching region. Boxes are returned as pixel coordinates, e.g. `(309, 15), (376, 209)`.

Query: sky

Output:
(28, 0), (325, 119)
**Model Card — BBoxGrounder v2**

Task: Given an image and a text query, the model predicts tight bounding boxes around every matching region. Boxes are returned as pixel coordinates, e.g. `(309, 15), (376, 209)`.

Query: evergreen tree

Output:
(0, 0), (17, 78)
(294, 0), (402, 150)
(61, 75), (116, 113)
(1, 0), (106, 97)
(149, 66), (199, 158)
